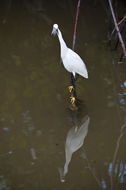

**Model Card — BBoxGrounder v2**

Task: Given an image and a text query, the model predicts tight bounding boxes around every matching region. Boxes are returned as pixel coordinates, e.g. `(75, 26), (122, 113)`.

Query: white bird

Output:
(51, 24), (88, 80)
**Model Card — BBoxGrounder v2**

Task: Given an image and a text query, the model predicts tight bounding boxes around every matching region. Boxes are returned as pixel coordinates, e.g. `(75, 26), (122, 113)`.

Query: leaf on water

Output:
(81, 152), (86, 160)
(11, 55), (21, 66)
(103, 77), (112, 85)
(15, 60), (21, 66)
(30, 148), (37, 160)
(2, 19), (7, 24)
(107, 101), (115, 108)
(107, 95), (112, 99)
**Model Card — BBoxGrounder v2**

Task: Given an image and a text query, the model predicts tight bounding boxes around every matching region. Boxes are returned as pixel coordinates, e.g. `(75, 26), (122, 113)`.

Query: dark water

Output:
(0, 1), (126, 190)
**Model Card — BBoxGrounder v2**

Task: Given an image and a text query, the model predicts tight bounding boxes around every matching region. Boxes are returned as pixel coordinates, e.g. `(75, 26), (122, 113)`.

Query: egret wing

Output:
(66, 48), (88, 78)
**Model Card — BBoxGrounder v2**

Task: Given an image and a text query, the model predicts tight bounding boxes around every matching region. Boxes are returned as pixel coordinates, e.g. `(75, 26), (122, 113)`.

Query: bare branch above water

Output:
(108, 0), (126, 59)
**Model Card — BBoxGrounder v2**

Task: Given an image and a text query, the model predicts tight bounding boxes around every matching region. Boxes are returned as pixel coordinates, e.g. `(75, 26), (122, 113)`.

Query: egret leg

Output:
(72, 74), (76, 98)
(69, 73), (77, 106)
(72, 75), (76, 89)
(68, 73), (76, 93)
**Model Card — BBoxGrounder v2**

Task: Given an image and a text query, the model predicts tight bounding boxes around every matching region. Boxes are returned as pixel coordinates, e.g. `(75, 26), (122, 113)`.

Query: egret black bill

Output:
(51, 28), (58, 36)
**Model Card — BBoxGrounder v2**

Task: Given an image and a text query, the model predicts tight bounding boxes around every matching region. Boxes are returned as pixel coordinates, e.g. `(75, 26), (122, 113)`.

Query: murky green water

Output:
(0, 1), (126, 190)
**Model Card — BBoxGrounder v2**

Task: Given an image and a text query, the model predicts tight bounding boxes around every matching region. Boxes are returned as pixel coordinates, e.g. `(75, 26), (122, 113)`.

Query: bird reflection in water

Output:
(59, 113), (90, 182)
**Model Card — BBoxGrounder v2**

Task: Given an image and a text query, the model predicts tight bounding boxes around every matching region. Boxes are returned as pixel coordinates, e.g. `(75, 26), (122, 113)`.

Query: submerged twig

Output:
(110, 15), (126, 42)
(118, 15), (126, 26)
(81, 150), (103, 189)
(110, 119), (126, 190)
(108, 0), (126, 59)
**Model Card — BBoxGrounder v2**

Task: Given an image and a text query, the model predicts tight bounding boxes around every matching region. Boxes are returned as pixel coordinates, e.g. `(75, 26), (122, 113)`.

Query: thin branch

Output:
(110, 119), (126, 190)
(72, 0), (81, 51)
(108, 0), (126, 59)
(81, 150), (103, 189)
(70, 0), (81, 109)
(118, 15), (126, 26)
(110, 14), (126, 41)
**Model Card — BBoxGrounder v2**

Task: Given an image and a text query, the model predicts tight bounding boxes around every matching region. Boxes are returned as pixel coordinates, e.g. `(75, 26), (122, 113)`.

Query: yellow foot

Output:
(70, 96), (76, 105)
(68, 85), (74, 93)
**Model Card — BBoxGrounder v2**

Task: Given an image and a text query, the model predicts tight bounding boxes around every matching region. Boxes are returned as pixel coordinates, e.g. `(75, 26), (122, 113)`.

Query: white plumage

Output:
(52, 24), (88, 79)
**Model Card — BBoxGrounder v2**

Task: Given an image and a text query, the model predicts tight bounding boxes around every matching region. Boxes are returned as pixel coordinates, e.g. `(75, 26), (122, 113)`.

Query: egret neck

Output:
(57, 29), (68, 59)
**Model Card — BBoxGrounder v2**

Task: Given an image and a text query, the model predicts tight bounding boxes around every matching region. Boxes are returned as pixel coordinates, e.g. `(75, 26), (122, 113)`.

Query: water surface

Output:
(0, 1), (126, 190)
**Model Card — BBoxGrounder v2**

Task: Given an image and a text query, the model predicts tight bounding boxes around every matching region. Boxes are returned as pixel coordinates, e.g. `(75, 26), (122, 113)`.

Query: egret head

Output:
(51, 24), (59, 36)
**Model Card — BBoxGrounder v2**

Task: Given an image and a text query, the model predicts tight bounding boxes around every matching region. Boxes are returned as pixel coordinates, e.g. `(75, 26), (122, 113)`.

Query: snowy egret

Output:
(52, 24), (88, 93)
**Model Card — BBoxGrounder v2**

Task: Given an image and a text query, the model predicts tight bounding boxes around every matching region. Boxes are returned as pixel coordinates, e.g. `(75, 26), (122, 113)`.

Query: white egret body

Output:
(52, 24), (88, 78)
